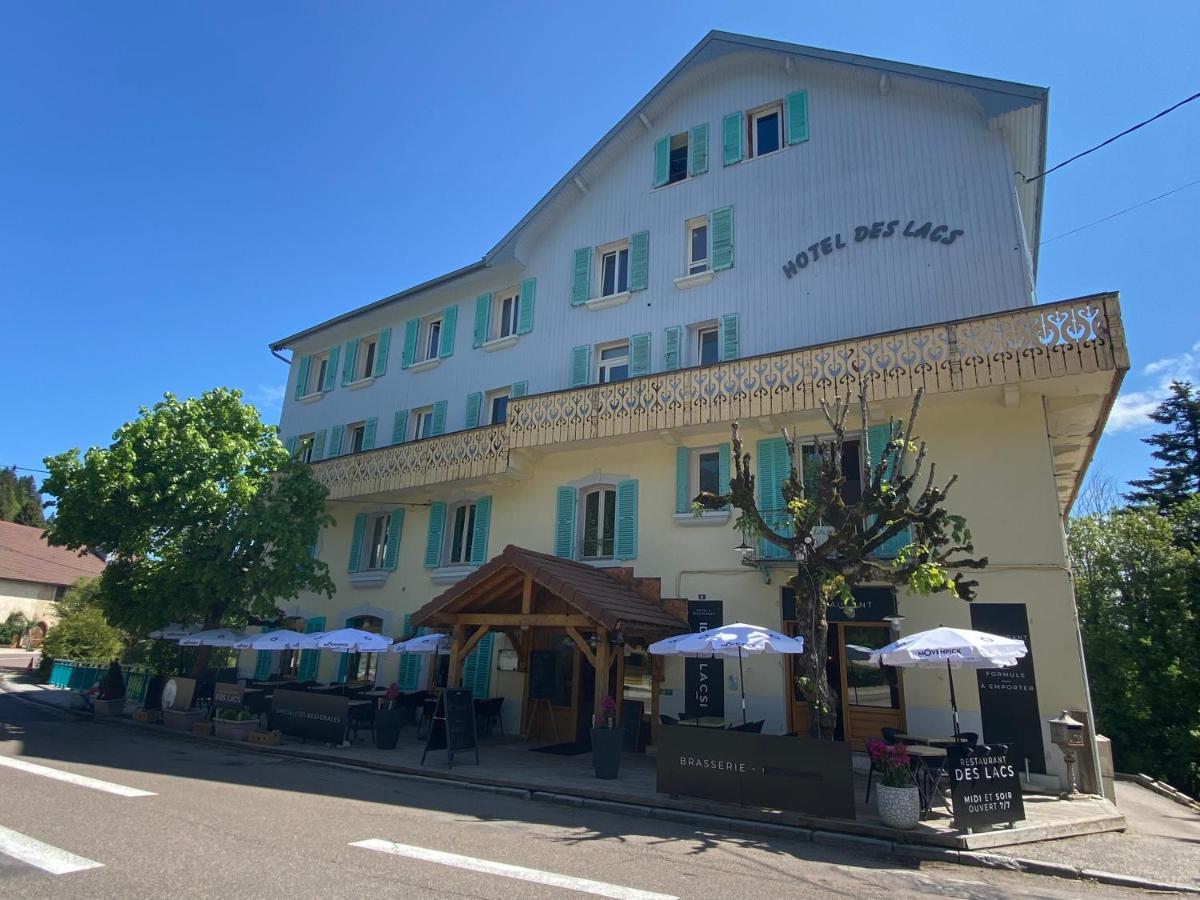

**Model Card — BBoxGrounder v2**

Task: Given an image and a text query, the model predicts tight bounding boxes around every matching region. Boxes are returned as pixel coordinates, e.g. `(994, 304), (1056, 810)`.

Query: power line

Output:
(1039, 176), (1200, 246)
(1020, 90), (1200, 184)
(2, 465), (49, 475)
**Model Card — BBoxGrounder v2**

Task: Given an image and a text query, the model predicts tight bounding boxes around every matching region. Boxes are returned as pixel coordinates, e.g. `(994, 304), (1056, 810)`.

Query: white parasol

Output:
(310, 628), (393, 653)
(233, 629), (312, 651)
(178, 628), (251, 647)
(389, 633), (450, 654)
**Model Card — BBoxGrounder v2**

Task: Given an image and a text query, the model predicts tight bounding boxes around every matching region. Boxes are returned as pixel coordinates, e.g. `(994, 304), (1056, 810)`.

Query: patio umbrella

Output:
(389, 633), (450, 654)
(648, 623), (805, 725)
(148, 623), (202, 640)
(233, 629), (312, 651)
(178, 628), (252, 647)
(311, 628), (393, 653)
(868, 626), (1028, 738)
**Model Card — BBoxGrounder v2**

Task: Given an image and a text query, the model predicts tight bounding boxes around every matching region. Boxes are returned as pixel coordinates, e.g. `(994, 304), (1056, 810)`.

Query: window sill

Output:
(653, 176), (691, 191)
(349, 571), (389, 588)
(673, 271), (714, 291)
(408, 358), (441, 374)
(583, 292), (631, 312)
(672, 510), (731, 527)
(430, 564), (478, 585)
(482, 334), (519, 353)
(346, 377), (377, 391)
(298, 391), (325, 404)
(579, 558), (628, 569)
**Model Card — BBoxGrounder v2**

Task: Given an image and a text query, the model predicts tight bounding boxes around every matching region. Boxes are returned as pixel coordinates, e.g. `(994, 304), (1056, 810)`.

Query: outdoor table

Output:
(906, 745), (948, 818)
(895, 733), (959, 748)
(679, 715), (727, 728)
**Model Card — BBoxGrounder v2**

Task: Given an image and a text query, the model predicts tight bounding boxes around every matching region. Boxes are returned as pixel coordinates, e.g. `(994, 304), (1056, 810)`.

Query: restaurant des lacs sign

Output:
(685, 598), (723, 720)
(781, 218), (965, 279)
(946, 743), (1025, 832)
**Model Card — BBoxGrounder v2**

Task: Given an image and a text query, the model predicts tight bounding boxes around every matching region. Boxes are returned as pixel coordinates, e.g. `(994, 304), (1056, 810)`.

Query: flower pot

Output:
(375, 708), (403, 750)
(590, 726), (622, 779)
(92, 698), (125, 718)
(876, 784), (921, 830)
(213, 718), (258, 742)
(162, 708), (204, 732)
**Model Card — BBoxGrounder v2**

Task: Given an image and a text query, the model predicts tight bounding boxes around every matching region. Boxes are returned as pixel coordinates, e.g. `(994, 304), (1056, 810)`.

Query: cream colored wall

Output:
(289, 385), (1085, 774)
(0, 578), (60, 629)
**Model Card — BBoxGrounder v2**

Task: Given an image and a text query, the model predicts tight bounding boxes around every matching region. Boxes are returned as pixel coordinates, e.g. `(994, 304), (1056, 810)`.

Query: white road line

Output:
(0, 755), (155, 798)
(0, 825), (103, 875)
(351, 839), (677, 900)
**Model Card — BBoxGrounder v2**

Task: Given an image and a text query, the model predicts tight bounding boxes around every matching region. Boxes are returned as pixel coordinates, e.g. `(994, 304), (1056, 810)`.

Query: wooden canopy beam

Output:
(459, 624), (490, 660)
(566, 627), (596, 669)
(434, 613), (594, 627)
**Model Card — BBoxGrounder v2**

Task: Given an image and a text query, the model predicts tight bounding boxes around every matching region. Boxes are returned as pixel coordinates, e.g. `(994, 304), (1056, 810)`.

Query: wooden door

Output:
(839, 624), (905, 745)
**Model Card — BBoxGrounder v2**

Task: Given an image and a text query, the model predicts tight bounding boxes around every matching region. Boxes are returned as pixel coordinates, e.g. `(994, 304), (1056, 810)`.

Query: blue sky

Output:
(2, 2), (1197, 502)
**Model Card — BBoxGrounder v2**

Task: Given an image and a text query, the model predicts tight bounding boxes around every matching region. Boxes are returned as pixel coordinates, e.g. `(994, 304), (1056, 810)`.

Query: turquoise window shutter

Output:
(293, 356), (311, 401)
(424, 502), (446, 568)
(866, 422), (911, 557)
(327, 424), (344, 458)
(628, 230), (649, 292)
(554, 487), (576, 558)
(719, 313), (740, 361)
(511, 380), (528, 399)
(397, 613), (420, 690)
(663, 325), (682, 371)
(688, 122), (709, 176)
(570, 248), (591, 305)
(615, 479), (639, 559)
(336, 652), (349, 684)
(569, 346), (590, 388)
(711, 206), (734, 271)
(342, 339), (359, 385)
(362, 417), (377, 450)
(461, 632), (494, 698)
(311, 429), (327, 461)
(465, 392), (482, 429)
(285, 436), (297, 457)
(469, 495), (492, 565)
(431, 400), (447, 435)
(629, 332), (651, 377)
(347, 513), (368, 573)
(517, 278), (536, 334)
(756, 438), (791, 559)
(297, 616), (325, 682)
(722, 111), (743, 165)
(323, 345), (340, 392)
(374, 329), (391, 376)
(254, 650), (272, 680)
(438, 306), (458, 359)
(401, 319), (420, 369)
(675, 447), (690, 514)
(718, 443), (731, 508)
(473, 293), (492, 348)
(652, 135), (670, 187)
(391, 409), (409, 445)
(384, 508), (404, 571)
(785, 90), (809, 145)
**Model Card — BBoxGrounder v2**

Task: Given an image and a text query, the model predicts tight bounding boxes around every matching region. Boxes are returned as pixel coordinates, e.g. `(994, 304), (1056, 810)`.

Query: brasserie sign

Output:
(782, 218), (966, 279)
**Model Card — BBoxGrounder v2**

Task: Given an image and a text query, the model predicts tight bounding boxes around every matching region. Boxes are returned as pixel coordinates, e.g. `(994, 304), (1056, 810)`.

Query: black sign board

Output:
(685, 600), (724, 719)
(782, 586), (896, 623)
(970, 603), (1045, 774)
(657, 726), (855, 819)
(421, 689), (479, 768)
(621, 699), (645, 753)
(270, 690), (349, 744)
(213, 682), (245, 712)
(529, 649), (569, 705)
(946, 743), (1025, 832)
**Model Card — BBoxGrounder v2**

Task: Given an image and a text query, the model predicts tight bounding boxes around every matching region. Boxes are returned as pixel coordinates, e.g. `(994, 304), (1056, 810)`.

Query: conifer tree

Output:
(1125, 381), (1200, 511)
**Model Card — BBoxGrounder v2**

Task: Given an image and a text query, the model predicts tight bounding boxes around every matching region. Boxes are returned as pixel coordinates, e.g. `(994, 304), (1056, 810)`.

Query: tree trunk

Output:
(792, 568), (836, 740)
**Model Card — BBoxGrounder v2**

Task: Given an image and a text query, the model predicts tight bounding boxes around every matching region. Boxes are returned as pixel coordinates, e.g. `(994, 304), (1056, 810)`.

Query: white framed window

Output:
(694, 448), (722, 498)
(749, 102), (783, 158)
(445, 502), (477, 565)
(354, 337), (378, 382)
(579, 486), (617, 560)
(695, 324), (719, 367)
(494, 289), (521, 340)
(597, 241), (630, 297)
(421, 316), (443, 362)
(295, 433), (316, 463)
(346, 422), (367, 454)
(486, 389), (510, 425)
(344, 615), (383, 681)
(799, 438), (864, 524)
(364, 513), (392, 571)
(304, 352), (330, 396)
(686, 217), (709, 275)
(596, 341), (630, 384)
(667, 132), (688, 185)
(413, 407), (435, 440)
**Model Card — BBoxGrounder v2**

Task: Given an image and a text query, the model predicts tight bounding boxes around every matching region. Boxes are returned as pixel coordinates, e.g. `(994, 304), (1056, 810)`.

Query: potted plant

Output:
(590, 695), (622, 779)
(92, 660), (126, 718)
(867, 739), (920, 829)
(374, 683), (404, 750)
(213, 708), (259, 741)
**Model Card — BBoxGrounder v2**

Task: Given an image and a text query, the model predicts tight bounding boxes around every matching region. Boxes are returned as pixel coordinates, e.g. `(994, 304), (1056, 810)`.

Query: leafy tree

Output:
(0, 466), (46, 527)
(1126, 381), (1200, 511)
(695, 386), (986, 737)
(56, 577), (103, 617)
(42, 389), (334, 673)
(41, 607), (123, 664)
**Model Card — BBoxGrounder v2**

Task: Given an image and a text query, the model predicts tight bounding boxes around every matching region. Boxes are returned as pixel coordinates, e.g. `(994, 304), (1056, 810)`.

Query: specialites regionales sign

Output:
(781, 218), (966, 279)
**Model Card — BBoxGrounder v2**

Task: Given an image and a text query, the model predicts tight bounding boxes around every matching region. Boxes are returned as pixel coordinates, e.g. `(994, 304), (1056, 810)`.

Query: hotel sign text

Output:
(782, 218), (966, 279)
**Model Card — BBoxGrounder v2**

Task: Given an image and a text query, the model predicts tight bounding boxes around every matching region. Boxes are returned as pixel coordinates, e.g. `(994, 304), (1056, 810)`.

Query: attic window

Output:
(749, 102), (782, 158)
(668, 133), (688, 184)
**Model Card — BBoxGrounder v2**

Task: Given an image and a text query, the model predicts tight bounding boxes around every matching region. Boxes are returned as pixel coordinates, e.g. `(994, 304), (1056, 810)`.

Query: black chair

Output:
(417, 697), (437, 739)
(726, 720), (764, 733)
(865, 738), (886, 803)
(956, 731), (979, 747)
(474, 697), (505, 738)
(348, 702), (375, 743)
(659, 714), (679, 726)
(881, 727), (900, 745)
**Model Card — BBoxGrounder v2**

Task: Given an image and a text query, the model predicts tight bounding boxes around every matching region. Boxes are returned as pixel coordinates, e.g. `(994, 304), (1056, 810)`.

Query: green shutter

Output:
(867, 422), (911, 557)
(461, 632), (494, 699)
(569, 345), (591, 387)
(384, 508), (404, 571)
(397, 613), (420, 690)
(785, 90), (809, 145)
(652, 135), (670, 187)
(336, 651), (349, 684)
(327, 424), (344, 458)
(469, 495), (491, 566)
(722, 111), (743, 165)
(675, 447), (690, 514)
(630, 332), (651, 377)
(254, 650), (272, 680)
(711, 206), (734, 271)
(374, 329), (391, 376)
(285, 436), (298, 457)
(628, 230), (649, 292)
(391, 409), (409, 445)
(719, 313), (740, 361)
(297, 617), (325, 682)
(756, 438), (791, 559)
(554, 487), (576, 559)
(424, 502), (446, 568)
(615, 479), (639, 560)
(362, 417), (377, 450)
(293, 356), (311, 400)
(473, 293), (492, 348)
(323, 345), (340, 392)
(348, 513), (368, 573)
(517, 278), (536, 334)
(511, 380), (528, 399)
(688, 122), (709, 176)
(401, 318), (419, 369)
(465, 392), (482, 429)
(342, 339), (359, 385)
(311, 429), (327, 461)
(438, 306), (457, 359)
(570, 248), (591, 305)
(431, 400), (447, 436)
(663, 325), (682, 371)
(718, 443), (731, 508)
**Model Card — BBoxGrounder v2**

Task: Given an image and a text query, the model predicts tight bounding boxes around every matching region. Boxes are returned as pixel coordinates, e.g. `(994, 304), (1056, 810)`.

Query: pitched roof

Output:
(412, 544), (687, 634)
(0, 521), (106, 588)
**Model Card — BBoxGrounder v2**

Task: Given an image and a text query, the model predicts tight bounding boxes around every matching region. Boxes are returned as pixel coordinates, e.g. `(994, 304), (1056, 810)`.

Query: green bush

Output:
(41, 608), (123, 665)
(215, 708), (256, 722)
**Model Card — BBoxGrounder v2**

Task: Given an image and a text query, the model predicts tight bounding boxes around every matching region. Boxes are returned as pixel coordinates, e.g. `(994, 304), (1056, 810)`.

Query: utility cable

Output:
(1039, 176), (1200, 246)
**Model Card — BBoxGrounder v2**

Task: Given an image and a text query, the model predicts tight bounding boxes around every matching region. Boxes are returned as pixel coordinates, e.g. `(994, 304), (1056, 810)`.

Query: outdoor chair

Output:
(659, 714), (679, 726)
(956, 731), (979, 747)
(474, 697), (505, 737)
(348, 701), (374, 743)
(881, 727), (900, 745)
(417, 697), (437, 739)
(726, 720), (764, 733)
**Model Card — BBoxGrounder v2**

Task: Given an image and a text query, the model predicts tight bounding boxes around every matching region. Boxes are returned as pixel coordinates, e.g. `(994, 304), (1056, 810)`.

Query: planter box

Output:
(162, 708), (204, 732)
(132, 708), (160, 724)
(249, 730), (282, 746)
(213, 718), (258, 742)
(92, 698), (125, 718)
(591, 726), (622, 779)
(192, 721), (213, 737)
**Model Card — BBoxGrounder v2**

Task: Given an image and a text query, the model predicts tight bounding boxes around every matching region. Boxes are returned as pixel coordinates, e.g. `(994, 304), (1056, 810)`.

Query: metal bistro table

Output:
(905, 744), (949, 818)
(895, 733), (960, 748)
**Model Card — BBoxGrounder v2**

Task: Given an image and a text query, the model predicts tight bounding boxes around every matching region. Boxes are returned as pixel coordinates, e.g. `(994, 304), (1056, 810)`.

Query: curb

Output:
(1117, 771), (1200, 814)
(3, 677), (1191, 895)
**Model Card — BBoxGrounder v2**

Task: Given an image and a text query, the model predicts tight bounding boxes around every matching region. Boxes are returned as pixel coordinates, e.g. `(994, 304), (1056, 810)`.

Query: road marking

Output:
(0, 755), (155, 797)
(0, 825), (103, 875)
(351, 839), (677, 900)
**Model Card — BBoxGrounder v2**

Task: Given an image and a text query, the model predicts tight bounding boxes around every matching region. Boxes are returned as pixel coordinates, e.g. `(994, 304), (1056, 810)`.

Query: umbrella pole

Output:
(738, 647), (747, 725)
(946, 658), (961, 739)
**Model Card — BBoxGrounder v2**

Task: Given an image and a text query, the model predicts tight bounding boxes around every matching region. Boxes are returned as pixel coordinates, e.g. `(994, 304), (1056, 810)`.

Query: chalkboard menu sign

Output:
(946, 744), (1025, 832)
(685, 600), (724, 719)
(270, 690), (349, 744)
(970, 603), (1045, 774)
(529, 650), (559, 702)
(621, 699), (645, 753)
(421, 689), (479, 769)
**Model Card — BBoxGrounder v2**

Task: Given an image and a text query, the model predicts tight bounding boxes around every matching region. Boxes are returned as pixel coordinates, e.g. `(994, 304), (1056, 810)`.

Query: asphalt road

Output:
(0, 691), (1135, 899)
